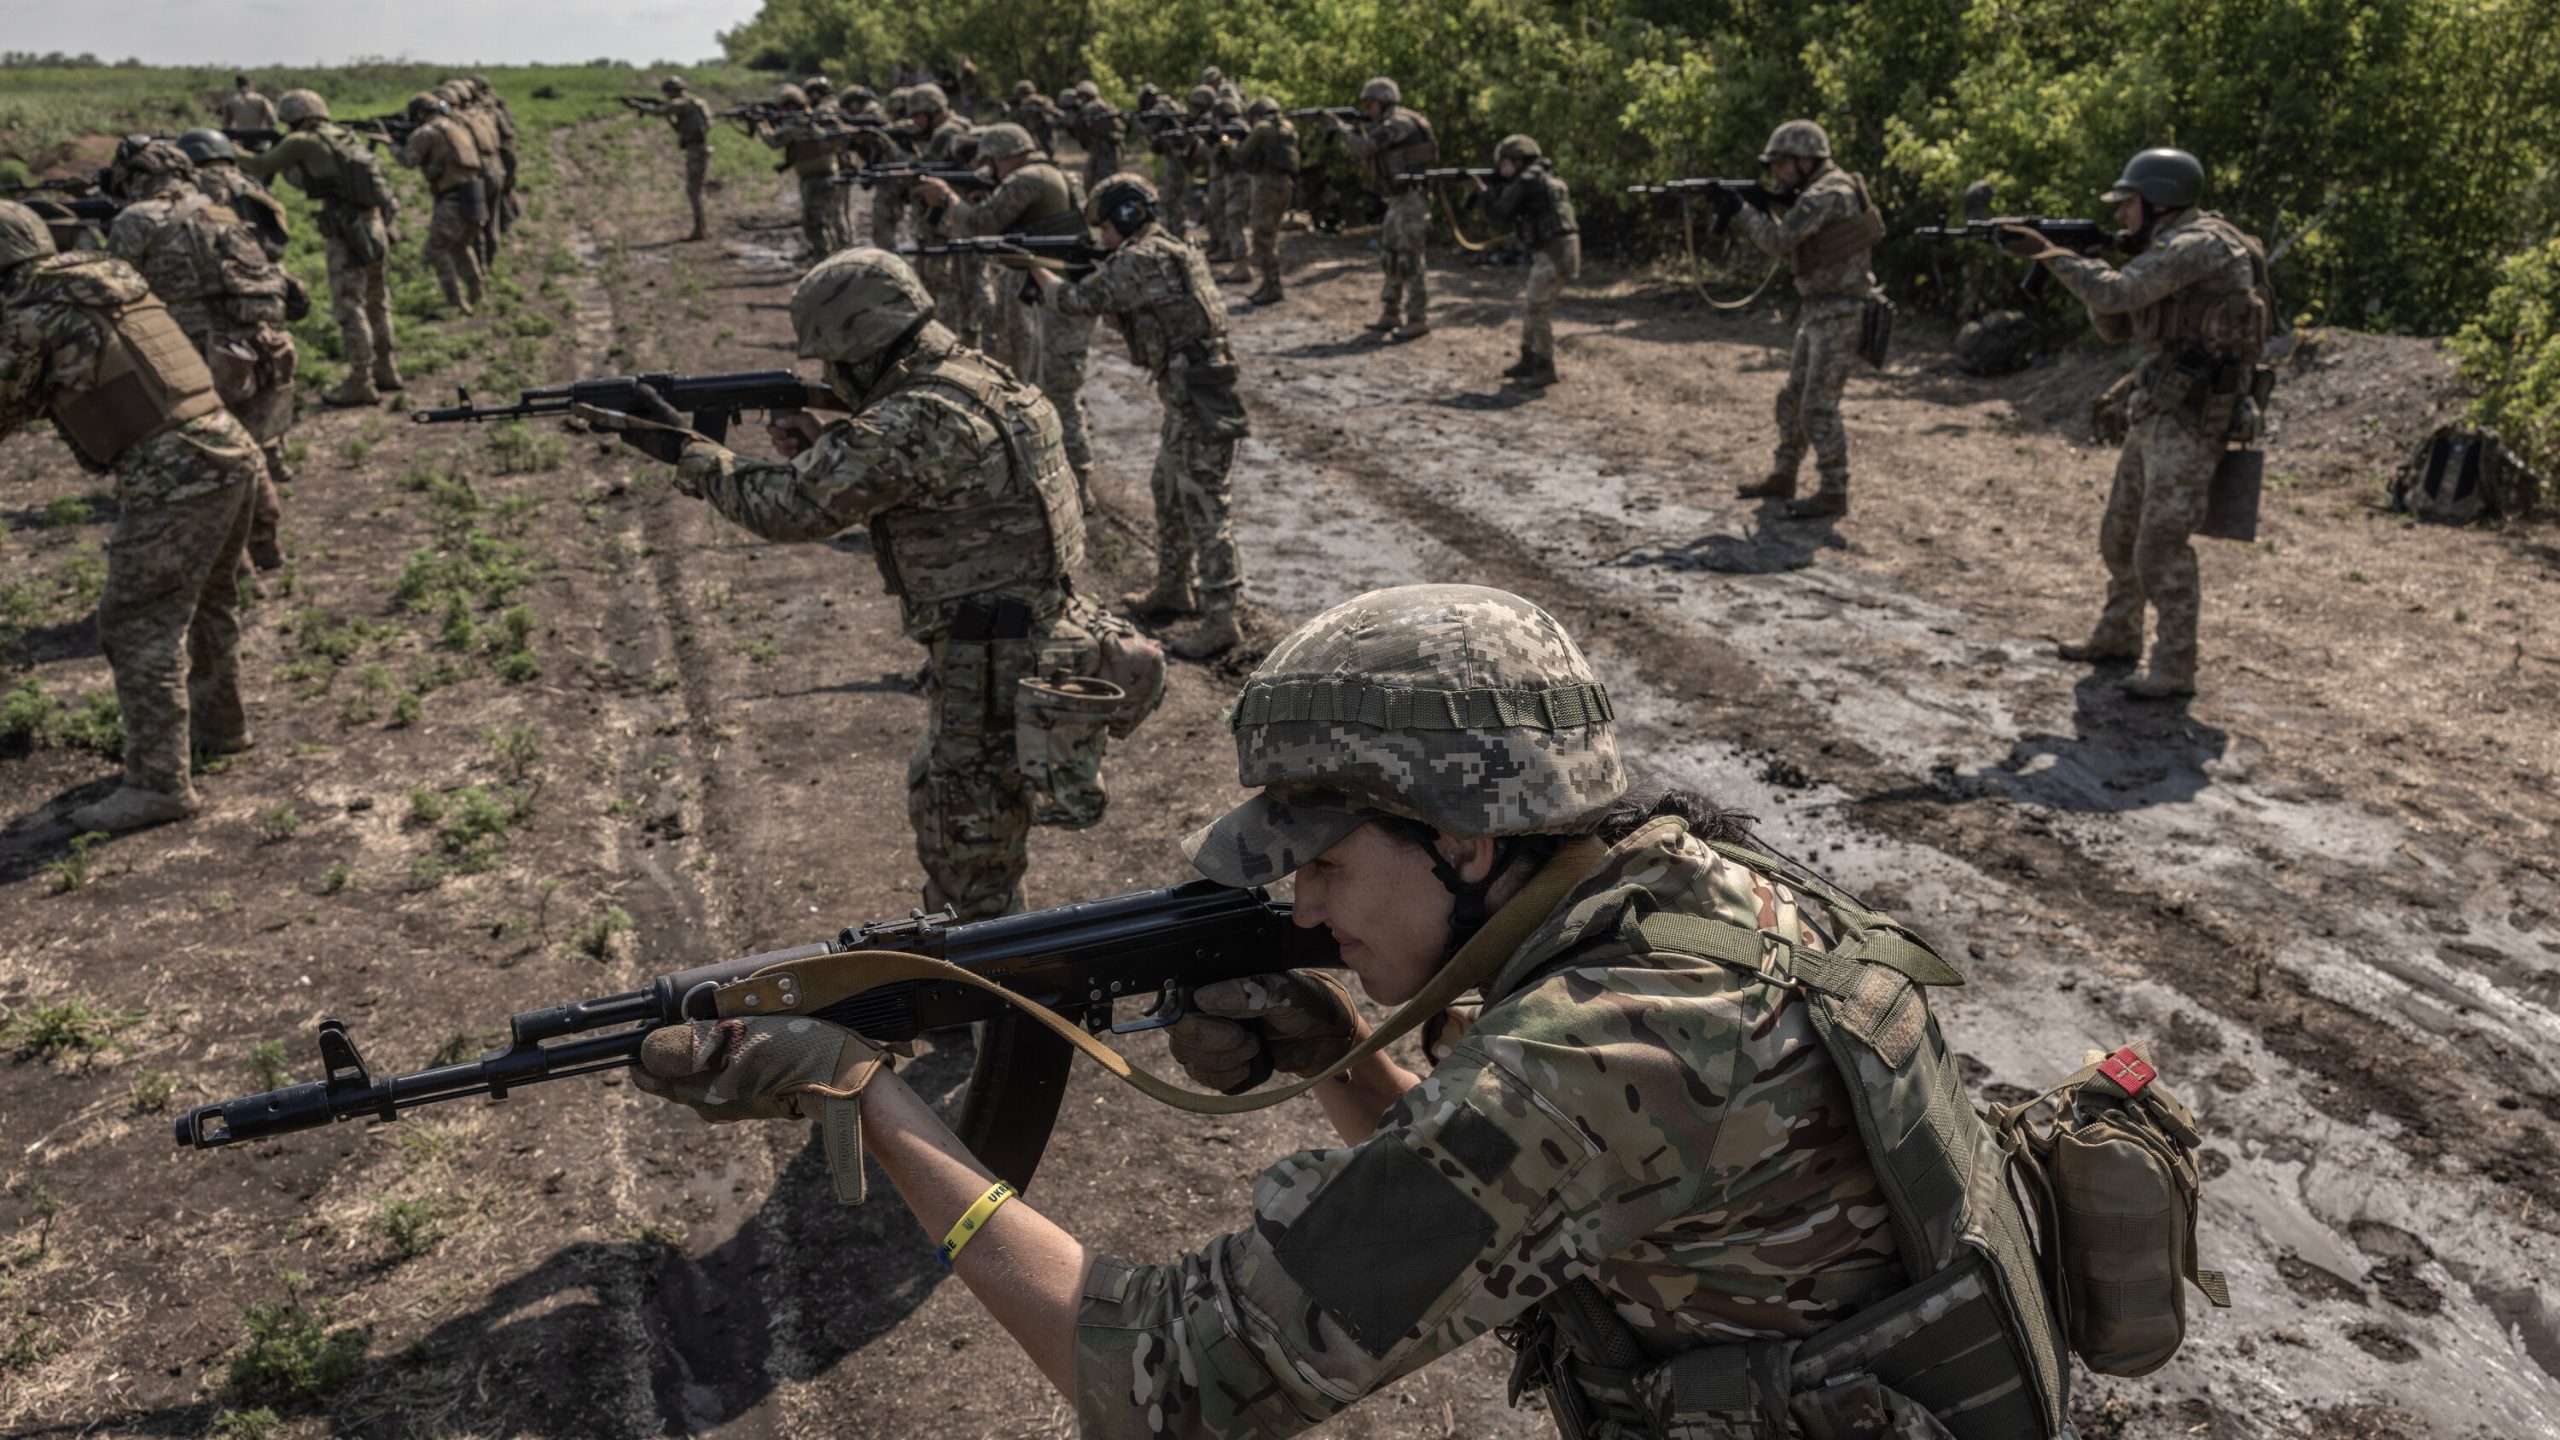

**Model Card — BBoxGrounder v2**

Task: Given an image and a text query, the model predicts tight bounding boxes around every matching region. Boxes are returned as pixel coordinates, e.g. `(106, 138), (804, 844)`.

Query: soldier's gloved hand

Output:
(616, 382), (696, 463)
(635, 1016), (892, 1203)
(1169, 970), (1361, 1095)
(1998, 224), (2055, 261)
(1709, 185), (1744, 220)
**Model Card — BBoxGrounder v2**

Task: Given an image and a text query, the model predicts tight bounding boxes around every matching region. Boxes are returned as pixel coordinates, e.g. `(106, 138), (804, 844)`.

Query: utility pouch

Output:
(1179, 353), (1251, 441)
(2202, 449), (2262, 543)
(1858, 297), (1894, 370)
(1015, 676), (1123, 828)
(1089, 610), (1167, 739)
(1993, 1045), (2230, 1378)
(937, 599), (998, 740)
(282, 273), (312, 323)
(205, 338), (263, 407)
(251, 323), (299, 389)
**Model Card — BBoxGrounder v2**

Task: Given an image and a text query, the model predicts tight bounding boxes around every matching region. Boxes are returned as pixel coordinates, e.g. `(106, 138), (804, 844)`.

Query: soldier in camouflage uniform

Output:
(870, 88), (918, 248)
(2020, 147), (2273, 700)
(753, 85), (852, 261)
(915, 123), (1098, 494)
(1033, 175), (1251, 659)
(901, 85), (986, 348)
(1063, 82), (1124, 191)
(1325, 77), (1437, 339)
(239, 89), (401, 406)
(1008, 79), (1065, 158)
(615, 249), (1108, 920)
(218, 75), (278, 134)
(103, 141), (299, 573)
(632, 583), (2072, 1440)
(632, 76), (715, 242)
(395, 92), (486, 315)
(0, 202), (263, 833)
(1732, 120), (1886, 520)
(466, 76), (522, 243)
(1235, 98), (1297, 306)
(171, 130), (291, 262)
(1157, 85), (1218, 241)
(1472, 134), (1578, 387)
(439, 81), (505, 268)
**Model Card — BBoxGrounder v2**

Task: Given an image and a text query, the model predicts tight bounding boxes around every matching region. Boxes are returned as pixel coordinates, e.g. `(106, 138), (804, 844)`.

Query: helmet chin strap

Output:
(1428, 838), (1520, 960)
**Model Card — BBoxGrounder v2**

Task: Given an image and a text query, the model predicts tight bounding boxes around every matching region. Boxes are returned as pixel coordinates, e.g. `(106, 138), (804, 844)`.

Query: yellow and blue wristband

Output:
(938, 1180), (1017, 1269)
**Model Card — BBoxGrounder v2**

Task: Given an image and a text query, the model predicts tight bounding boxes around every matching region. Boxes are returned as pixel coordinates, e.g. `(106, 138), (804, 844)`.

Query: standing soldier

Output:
(904, 84), (981, 345)
(1325, 77), (1437, 339)
(2019, 148), (2273, 700)
(611, 249), (1119, 922)
(0, 202), (263, 833)
(466, 77), (521, 243)
(753, 84), (849, 260)
(1159, 84), (1217, 241)
(870, 88), (917, 247)
(1064, 82), (1123, 191)
(237, 90), (401, 406)
(1008, 79), (1064, 158)
(915, 124), (1097, 498)
(1202, 97), (1249, 272)
(102, 141), (299, 573)
(1731, 120), (1886, 520)
(1235, 98), (1296, 305)
(633, 75), (714, 242)
(1032, 175), (1252, 659)
(438, 81), (504, 268)
(1471, 134), (1578, 387)
(394, 92), (485, 315)
(218, 75), (277, 133)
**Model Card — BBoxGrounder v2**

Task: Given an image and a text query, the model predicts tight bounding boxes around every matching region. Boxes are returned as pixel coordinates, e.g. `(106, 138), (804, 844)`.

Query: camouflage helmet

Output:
(1072, 80), (1100, 102)
(469, 75), (494, 96)
(276, 89), (330, 125)
(2104, 148), (2205, 210)
(1245, 96), (1279, 120)
(1086, 170), (1159, 234)
(0, 200), (59, 271)
(407, 92), (450, 120)
(108, 138), (195, 197)
(908, 82), (949, 114)
(1494, 133), (1542, 166)
(789, 247), (935, 365)
(1200, 66), (1224, 86)
(974, 122), (1036, 162)
(886, 86), (913, 117)
(1759, 119), (1832, 163)
(660, 75), (687, 96)
(436, 80), (472, 106)
(1187, 84), (1216, 109)
(803, 75), (833, 97)
(1012, 79), (1037, 98)
(1211, 96), (1242, 120)
(773, 83), (809, 109)
(846, 83), (877, 105)
(174, 128), (237, 165)
(1183, 584), (1625, 886)
(1359, 76), (1401, 108)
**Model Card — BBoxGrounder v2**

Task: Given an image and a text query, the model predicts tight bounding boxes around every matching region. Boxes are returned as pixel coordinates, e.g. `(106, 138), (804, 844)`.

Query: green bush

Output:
(226, 1274), (367, 1405)
(2453, 238), (2560, 480)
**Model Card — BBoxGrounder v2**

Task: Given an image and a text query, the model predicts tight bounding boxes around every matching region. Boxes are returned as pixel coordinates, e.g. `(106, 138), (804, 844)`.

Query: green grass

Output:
(0, 679), (122, 757)
(42, 830), (107, 894)
(226, 1272), (367, 1405)
(2, 992), (142, 1057)
(248, 1039), (292, 1090)
(567, 905), (634, 961)
(369, 1199), (446, 1262)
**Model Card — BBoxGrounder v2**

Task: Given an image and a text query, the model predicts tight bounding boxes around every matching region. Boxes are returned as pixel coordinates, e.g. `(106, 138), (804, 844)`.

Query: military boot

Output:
(372, 358), (405, 393)
(1122, 577), (1199, 620)
(2120, 669), (2196, 700)
(1365, 314), (1400, 335)
(1786, 485), (1849, 519)
(1170, 600), (1243, 660)
(1395, 319), (1432, 341)
(2055, 636), (2140, 664)
(247, 536), (286, 572)
(322, 374), (381, 409)
(1515, 354), (1558, 388)
(1501, 348), (1537, 380)
(1246, 282), (1285, 306)
(1735, 473), (1797, 501)
(67, 784), (196, 835)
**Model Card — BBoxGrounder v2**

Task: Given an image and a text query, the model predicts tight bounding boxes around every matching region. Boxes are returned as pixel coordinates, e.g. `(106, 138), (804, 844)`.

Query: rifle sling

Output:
(710, 837), (1607, 1116)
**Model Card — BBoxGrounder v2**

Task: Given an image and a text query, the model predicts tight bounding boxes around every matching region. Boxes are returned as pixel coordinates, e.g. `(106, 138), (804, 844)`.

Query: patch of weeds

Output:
(2, 992), (142, 1058)
(428, 1029), (503, 1067)
(395, 457), (442, 493)
(51, 690), (122, 756)
(370, 1199), (446, 1262)
(435, 785), (532, 870)
(741, 634), (778, 665)
(412, 656), (467, 693)
(2345, 569), (2369, 583)
(210, 1409), (284, 1440)
(293, 607), (394, 668)
(339, 435), (374, 466)
(491, 493), (543, 536)
(226, 1272), (368, 1405)
(406, 854), (449, 890)
(567, 905), (634, 961)
(248, 1039), (291, 1090)
(406, 788), (446, 827)
(488, 723), (541, 781)
(493, 648), (541, 684)
(319, 860), (355, 895)
(395, 1122), (464, 1167)
(59, 542), (107, 609)
(438, 592), (481, 652)
(42, 494), (89, 528)
(647, 667), (679, 694)
(486, 420), (569, 474)
(2, 1307), (58, 1377)
(424, 473), (484, 534)
(604, 794), (641, 819)
(42, 830), (107, 894)
(1, 681), (120, 756)
(257, 803), (303, 844)
(494, 605), (536, 652)
(388, 690), (423, 727)
(129, 1068), (194, 1114)
(0, 679), (60, 746)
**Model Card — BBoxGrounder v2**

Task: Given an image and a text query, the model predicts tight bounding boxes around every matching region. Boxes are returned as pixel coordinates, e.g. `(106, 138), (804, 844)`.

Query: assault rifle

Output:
(348, 114), (420, 146)
(175, 881), (1336, 1189)
(1628, 178), (1785, 236)
(904, 234), (1108, 301)
(1913, 216), (2126, 297)
(617, 95), (665, 112)
(838, 163), (994, 191)
(1, 175), (101, 198)
(1286, 106), (1361, 126)
(1394, 167), (1497, 189)
(410, 369), (848, 445)
(23, 194), (120, 234)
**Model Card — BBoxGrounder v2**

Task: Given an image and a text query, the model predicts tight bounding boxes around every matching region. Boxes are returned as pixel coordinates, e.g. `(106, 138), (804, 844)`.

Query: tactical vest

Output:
(118, 194), (289, 336)
(1006, 162), (1084, 238)
(1103, 231), (1229, 376)
(1791, 171), (1888, 273)
(293, 124), (393, 213)
(1517, 168), (1578, 249)
(1242, 120), (1298, 177)
(1368, 108), (1439, 188)
(30, 255), (226, 470)
(869, 347), (1085, 606)
(1513, 842), (2070, 1440)
(671, 97), (713, 150)
(415, 118), (481, 192)
(2129, 213), (2271, 359)
(779, 116), (839, 175)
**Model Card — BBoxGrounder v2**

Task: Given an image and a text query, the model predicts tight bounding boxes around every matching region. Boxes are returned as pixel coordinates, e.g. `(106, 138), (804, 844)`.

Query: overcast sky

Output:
(2, 0), (768, 67)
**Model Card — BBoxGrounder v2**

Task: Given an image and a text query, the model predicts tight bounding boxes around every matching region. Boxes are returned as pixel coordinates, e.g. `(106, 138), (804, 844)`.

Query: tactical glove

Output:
(616, 381), (697, 464)
(634, 1016), (891, 1202)
(1169, 970), (1361, 1095)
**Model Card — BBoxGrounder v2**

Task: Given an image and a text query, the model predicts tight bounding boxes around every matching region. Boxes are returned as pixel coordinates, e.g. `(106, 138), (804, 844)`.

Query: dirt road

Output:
(2, 115), (2555, 1438)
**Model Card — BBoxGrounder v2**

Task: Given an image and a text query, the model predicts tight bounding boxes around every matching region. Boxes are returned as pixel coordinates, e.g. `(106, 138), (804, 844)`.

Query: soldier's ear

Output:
(1434, 833), (1499, 886)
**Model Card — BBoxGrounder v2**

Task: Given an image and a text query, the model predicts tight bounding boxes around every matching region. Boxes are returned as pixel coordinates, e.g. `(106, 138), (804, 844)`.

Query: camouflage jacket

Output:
(1485, 165), (1577, 250)
(106, 188), (288, 339)
(1740, 163), (1879, 305)
(1235, 120), (1298, 178)
(401, 116), (481, 193)
(944, 160), (1081, 239)
(665, 95), (714, 150)
(674, 324), (1082, 639)
(1340, 107), (1437, 192)
(2046, 209), (2263, 355)
(1046, 227), (1230, 388)
(0, 252), (260, 502)
(238, 125), (394, 219)
(188, 164), (291, 259)
(759, 112), (843, 176)
(1076, 819), (1905, 1439)
(220, 90), (278, 131)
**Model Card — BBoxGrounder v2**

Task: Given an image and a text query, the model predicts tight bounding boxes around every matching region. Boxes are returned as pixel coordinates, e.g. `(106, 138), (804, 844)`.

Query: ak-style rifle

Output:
(1628, 178), (1787, 236)
(1914, 216), (2129, 297)
(838, 162), (993, 192)
(176, 881), (1336, 1190)
(410, 369), (847, 445)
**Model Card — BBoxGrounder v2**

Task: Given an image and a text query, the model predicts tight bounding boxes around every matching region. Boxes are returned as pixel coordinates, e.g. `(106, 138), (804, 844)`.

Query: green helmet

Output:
(790, 247), (935, 365)
(773, 83), (808, 109)
(886, 87), (913, 117)
(0, 201), (58, 271)
(276, 89), (329, 125)
(1759, 119), (1832, 163)
(659, 76), (687, 97)
(908, 82), (949, 115)
(803, 75), (833, 97)
(1187, 84), (1216, 110)
(975, 122), (1036, 162)
(1246, 96), (1279, 120)
(1212, 97), (1241, 120)
(1182, 584), (1626, 887)
(2104, 148), (2205, 210)
(1359, 76), (1401, 108)
(174, 128), (236, 165)
(407, 92), (449, 121)
(1071, 80), (1099, 102)
(1494, 134), (1542, 166)
(1013, 79), (1037, 98)
(108, 138), (194, 198)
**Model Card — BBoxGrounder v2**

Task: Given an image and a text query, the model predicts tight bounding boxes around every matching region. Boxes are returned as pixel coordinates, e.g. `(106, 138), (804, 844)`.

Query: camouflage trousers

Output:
(682, 146), (710, 235)
(100, 472), (255, 798)
(1203, 172), (1235, 255)
(1379, 189), (1430, 326)
(1246, 175), (1291, 292)
(1224, 172), (1251, 259)
(476, 174), (502, 267)
(1162, 155), (1194, 238)
(1770, 301), (1862, 493)
(227, 356), (297, 560)
(1032, 308), (1096, 476)
(1144, 377), (1244, 601)
(425, 184), (486, 311)
(908, 596), (1105, 919)
(2090, 405), (2221, 687)
(798, 170), (847, 260)
(868, 185), (902, 248)
(322, 226), (395, 384)
(1522, 235), (1580, 360)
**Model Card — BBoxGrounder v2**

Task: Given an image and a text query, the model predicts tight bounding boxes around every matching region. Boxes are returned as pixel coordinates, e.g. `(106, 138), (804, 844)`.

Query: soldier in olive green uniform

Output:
(1063, 82), (1123, 191)
(915, 123), (1097, 493)
(1034, 175), (1251, 659)
(902, 84), (984, 348)
(1325, 76), (1437, 339)
(1200, 96), (1246, 267)
(1473, 134), (1578, 386)
(1234, 99), (1297, 306)
(1732, 120), (1886, 519)
(754, 85), (852, 260)
(616, 250), (1113, 921)
(632, 583), (2073, 1440)
(238, 89), (400, 406)
(0, 203), (263, 833)
(394, 92), (486, 315)
(632, 75), (715, 241)
(103, 141), (299, 573)
(2021, 148), (2274, 699)
(439, 80), (505, 268)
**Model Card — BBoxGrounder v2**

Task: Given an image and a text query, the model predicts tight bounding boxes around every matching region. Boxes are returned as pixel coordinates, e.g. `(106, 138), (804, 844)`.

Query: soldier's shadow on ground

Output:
(1866, 669), (2230, 814)
(1604, 497), (1847, 573)
(1432, 386), (1540, 412)
(0, 777), (119, 884)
